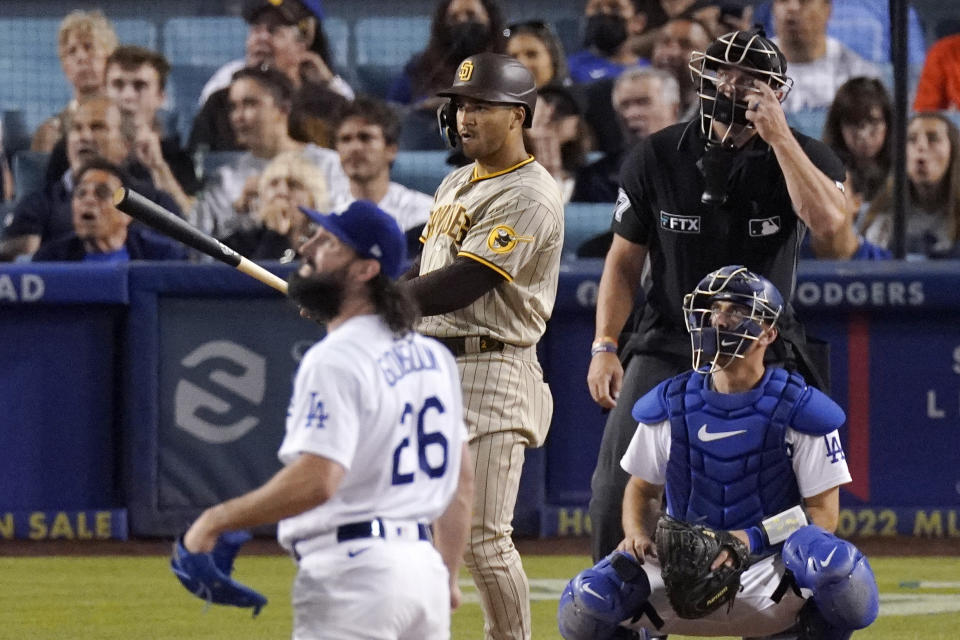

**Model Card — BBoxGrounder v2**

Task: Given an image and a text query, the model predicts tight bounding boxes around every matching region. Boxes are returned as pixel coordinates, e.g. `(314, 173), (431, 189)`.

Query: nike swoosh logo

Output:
(347, 547), (371, 558)
(721, 339), (738, 347)
(581, 582), (606, 601)
(821, 547), (837, 567)
(698, 424), (747, 442)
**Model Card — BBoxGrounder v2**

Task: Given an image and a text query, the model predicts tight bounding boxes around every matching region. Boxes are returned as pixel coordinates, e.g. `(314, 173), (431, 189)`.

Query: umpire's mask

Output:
(689, 28), (793, 146)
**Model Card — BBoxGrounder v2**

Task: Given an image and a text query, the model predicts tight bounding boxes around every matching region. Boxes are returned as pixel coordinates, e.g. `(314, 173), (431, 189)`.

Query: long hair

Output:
(504, 20), (571, 87)
(822, 77), (892, 201)
(409, 0), (506, 99)
(369, 273), (421, 337)
(864, 112), (960, 245)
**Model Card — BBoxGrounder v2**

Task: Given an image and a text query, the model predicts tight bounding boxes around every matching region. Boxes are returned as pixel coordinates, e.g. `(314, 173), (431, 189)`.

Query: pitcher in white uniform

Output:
(183, 199), (473, 640)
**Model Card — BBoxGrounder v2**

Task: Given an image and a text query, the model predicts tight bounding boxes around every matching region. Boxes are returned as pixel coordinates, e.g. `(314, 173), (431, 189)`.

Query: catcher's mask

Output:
(682, 265), (783, 373)
(688, 27), (792, 146)
(436, 52), (537, 149)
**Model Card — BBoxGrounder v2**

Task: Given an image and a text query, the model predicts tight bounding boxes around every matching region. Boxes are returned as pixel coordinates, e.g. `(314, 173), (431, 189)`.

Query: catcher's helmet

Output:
(436, 53), (537, 147)
(688, 28), (793, 144)
(682, 265), (783, 373)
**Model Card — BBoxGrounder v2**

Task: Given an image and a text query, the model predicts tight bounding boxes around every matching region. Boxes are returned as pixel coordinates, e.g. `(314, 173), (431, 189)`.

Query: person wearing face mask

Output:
(567, 0), (648, 84)
(387, 0), (506, 109)
(862, 113), (960, 260)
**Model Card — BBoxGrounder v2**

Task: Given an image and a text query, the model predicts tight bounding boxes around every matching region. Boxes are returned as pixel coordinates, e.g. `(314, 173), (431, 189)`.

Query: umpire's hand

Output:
(743, 79), (791, 146)
(588, 352), (622, 409)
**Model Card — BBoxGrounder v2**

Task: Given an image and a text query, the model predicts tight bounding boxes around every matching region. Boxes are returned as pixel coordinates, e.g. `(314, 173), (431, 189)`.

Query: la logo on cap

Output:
(458, 60), (474, 81)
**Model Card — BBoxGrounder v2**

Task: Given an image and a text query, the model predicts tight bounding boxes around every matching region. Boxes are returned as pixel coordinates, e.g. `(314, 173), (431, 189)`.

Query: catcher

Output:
(558, 266), (879, 639)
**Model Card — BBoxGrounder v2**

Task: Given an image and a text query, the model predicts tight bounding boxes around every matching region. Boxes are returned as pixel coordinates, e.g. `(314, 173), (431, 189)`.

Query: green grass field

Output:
(0, 553), (956, 638)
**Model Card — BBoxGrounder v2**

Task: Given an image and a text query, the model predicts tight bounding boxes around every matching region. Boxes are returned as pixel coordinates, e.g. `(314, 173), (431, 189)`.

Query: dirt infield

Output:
(2, 535), (959, 557)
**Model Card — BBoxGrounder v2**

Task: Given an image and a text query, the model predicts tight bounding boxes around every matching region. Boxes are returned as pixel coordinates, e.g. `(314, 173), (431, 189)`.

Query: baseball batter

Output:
(181, 200), (473, 639)
(401, 53), (564, 640)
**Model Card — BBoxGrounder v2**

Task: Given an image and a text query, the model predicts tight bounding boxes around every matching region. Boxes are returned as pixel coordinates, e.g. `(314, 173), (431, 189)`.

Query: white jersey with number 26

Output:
(276, 314), (466, 551)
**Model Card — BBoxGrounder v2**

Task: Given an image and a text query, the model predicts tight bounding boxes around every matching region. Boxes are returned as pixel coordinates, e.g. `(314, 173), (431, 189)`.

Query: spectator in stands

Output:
(222, 151), (325, 262)
(105, 46), (200, 212)
(504, 21), (571, 88)
(633, 0), (698, 33)
(863, 113), (960, 259)
(330, 97), (433, 257)
(388, 0), (505, 106)
(189, 0), (353, 153)
(191, 67), (346, 239)
(754, 0), (926, 66)
(31, 10), (117, 153)
(687, 2), (754, 40)
(770, 0), (880, 113)
(913, 33), (960, 112)
(526, 86), (594, 203)
(0, 96), (182, 261)
(32, 159), (186, 262)
(573, 67), (679, 203)
(822, 77), (891, 209)
(567, 0), (647, 84)
(650, 16), (711, 119)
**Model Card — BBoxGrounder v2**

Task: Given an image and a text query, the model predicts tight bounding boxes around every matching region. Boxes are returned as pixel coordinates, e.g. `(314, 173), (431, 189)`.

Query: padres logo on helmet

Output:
(458, 60), (474, 81)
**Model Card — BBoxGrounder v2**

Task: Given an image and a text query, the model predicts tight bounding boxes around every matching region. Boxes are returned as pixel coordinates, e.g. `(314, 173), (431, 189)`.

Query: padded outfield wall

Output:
(0, 261), (958, 540)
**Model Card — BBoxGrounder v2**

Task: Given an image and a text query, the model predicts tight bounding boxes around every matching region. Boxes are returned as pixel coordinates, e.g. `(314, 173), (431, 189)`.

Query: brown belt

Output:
(434, 335), (507, 357)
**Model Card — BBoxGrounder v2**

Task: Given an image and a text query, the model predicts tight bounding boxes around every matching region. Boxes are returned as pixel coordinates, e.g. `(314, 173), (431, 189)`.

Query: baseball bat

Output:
(113, 187), (289, 295)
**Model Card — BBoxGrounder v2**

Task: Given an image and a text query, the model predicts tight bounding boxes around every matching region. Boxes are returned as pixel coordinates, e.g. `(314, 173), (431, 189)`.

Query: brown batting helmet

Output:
(437, 52), (537, 127)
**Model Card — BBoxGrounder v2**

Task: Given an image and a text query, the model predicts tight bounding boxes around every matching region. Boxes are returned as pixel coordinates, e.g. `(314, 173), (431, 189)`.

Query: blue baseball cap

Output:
(299, 200), (407, 279)
(243, 0), (324, 23)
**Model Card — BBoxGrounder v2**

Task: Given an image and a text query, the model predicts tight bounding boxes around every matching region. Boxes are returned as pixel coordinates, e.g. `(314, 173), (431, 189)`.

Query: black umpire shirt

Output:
(613, 119), (845, 355)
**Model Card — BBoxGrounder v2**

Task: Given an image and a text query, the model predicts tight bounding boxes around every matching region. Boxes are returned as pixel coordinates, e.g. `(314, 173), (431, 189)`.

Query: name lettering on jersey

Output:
(487, 225), (533, 254)
(749, 216), (781, 237)
(660, 211), (701, 233)
(824, 434), (846, 464)
(422, 203), (471, 245)
(304, 392), (329, 429)
(613, 188), (630, 223)
(378, 338), (440, 387)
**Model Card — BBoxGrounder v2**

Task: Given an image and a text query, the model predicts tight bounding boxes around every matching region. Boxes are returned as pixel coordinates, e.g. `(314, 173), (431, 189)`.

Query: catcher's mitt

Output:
(655, 515), (750, 619)
(170, 530), (267, 616)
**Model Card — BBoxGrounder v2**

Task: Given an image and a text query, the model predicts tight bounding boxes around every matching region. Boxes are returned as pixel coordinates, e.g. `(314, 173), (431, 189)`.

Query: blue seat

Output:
(786, 110), (828, 140)
(0, 18), (156, 66)
(390, 151), (450, 195)
(167, 63), (222, 144)
(354, 64), (402, 99)
(354, 17), (430, 66)
(12, 151), (50, 205)
(162, 17), (247, 66)
(563, 202), (613, 257)
(0, 61), (72, 134)
(553, 17), (582, 60)
(114, 19), (159, 49)
(323, 17), (351, 78)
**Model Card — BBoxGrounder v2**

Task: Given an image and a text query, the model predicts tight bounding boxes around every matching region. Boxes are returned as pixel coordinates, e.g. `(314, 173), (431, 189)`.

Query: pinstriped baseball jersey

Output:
(417, 157), (564, 347)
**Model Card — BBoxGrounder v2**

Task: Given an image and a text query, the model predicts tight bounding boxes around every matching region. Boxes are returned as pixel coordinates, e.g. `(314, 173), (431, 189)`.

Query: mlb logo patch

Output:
(749, 216), (781, 237)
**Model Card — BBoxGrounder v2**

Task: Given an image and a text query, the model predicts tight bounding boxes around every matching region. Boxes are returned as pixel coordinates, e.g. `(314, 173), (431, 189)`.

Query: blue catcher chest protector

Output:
(632, 367), (844, 531)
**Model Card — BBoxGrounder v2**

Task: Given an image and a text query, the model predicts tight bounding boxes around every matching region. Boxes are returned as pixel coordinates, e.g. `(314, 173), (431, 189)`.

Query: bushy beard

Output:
(287, 266), (348, 324)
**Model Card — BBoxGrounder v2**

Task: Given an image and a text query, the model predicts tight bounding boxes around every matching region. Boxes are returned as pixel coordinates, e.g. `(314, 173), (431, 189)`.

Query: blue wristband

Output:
(744, 526), (767, 555)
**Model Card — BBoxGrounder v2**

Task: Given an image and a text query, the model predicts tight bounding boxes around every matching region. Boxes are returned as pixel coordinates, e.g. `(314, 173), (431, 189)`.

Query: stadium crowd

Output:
(0, 0), (957, 263)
